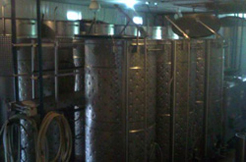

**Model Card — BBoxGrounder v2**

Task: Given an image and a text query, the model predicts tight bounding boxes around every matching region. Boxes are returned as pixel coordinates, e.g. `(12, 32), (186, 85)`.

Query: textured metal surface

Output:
(85, 39), (124, 162)
(188, 40), (206, 160)
(156, 39), (224, 161)
(0, 36), (14, 162)
(156, 41), (172, 161)
(172, 40), (190, 161)
(206, 40), (224, 157)
(85, 38), (156, 162)
(127, 42), (156, 162)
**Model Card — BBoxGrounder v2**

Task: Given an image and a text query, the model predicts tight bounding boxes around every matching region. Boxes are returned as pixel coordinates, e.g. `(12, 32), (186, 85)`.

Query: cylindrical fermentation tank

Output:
(156, 39), (224, 161)
(84, 37), (156, 162)
(219, 16), (246, 73)
(0, 18), (37, 37)
(15, 20), (54, 162)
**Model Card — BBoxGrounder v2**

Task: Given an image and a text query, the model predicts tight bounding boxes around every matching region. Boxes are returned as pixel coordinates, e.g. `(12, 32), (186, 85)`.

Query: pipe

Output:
(31, 40), (36, 99)
(36, 0), (44, 116)
(195, 18), (222, 39)
(11, 0), (19, 101)
(119, 20), (130, 35)
(54, 6), (58, 36)
(54, 41), (59, 103)
(165, 16), (190, 39)
(144, 38), (147, 162)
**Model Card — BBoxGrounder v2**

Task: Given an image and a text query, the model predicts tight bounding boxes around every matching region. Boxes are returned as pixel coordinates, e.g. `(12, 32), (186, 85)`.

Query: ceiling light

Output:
(154, 2), (158, 5)
(145, 1), (150, 5)
(123, 0), (138, 9)
(89, 0), (101, 11)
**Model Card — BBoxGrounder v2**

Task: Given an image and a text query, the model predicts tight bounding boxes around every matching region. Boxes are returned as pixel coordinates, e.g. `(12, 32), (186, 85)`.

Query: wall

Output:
(0, 0), (157, 25)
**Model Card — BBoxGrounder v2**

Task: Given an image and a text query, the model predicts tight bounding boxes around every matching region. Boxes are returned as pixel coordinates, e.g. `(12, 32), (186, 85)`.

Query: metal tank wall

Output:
(156, 39), (224, 161)
(85, 38), (125, 162)
(73, 38), (85, 161)
(84, 38), (156, 162)
(127, 40), (156, 162)
(156, 40), (172, 161)
(206, 40), (224, 157)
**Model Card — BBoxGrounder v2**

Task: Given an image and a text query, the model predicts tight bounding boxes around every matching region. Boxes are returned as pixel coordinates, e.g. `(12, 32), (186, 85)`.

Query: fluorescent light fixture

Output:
(67, 11), (82, 20)
(123, 0), (138, 9)
(133, 16), (143, 25)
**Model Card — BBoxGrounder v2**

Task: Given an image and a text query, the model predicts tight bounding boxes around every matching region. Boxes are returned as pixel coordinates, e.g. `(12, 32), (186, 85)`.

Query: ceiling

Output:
(42, 0), (246, 13)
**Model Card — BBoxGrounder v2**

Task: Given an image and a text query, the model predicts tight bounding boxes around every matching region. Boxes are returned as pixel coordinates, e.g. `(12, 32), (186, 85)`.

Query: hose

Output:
(0, 114), (38, 162)
(37, 111), (72, 162)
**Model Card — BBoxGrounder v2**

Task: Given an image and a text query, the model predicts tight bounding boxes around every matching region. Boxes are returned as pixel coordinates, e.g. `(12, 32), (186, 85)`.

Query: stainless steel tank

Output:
(85, 38), (125, 162)
(156, 39), (224, 161)
(93, 24), (114, 35)
(146, 26), (163, 39)
(0, 18), (37, 38)
(42, 20), (80, 38)
(219, 17), (246, 74)
(17, 37), (55, 162)
(114, 25), (142, 37)
(163, 25), (179, 39)
(85, 37), (156, 162)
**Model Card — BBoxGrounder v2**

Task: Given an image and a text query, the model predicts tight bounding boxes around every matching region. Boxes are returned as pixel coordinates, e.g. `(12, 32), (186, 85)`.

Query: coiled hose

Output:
(37, 112), (72, 162)
(0, 114), (38, 162)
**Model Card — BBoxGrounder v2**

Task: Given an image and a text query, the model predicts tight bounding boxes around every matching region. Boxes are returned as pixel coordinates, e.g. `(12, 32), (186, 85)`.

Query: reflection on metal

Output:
(130, 66), (142, 70)
(73, 38), (85, 161)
